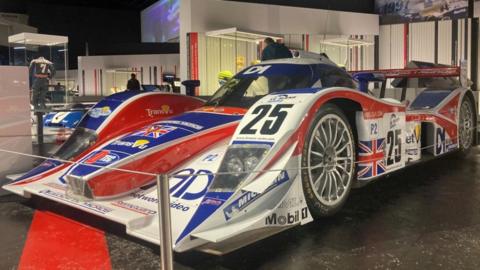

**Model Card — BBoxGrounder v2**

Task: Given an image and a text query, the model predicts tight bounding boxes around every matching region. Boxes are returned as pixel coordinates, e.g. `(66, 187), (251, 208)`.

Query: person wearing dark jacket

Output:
(126, 73), (141, 91)
(261, 37), (293, 61)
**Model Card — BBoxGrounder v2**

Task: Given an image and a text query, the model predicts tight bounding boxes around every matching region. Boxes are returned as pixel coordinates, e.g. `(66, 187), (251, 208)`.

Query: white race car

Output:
(5, 57), (476, 254)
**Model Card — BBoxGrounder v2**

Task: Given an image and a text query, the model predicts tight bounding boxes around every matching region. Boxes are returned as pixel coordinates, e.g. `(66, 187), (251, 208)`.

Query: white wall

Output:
(180, 0), (380, 90)
(379, 24), (404, 69)
(409, 22), (435, 63)
(438, 20), (452, 65)
(380, 20), (472, 69)
(78, 54), (179, 96)
(0, 66), (33, 182)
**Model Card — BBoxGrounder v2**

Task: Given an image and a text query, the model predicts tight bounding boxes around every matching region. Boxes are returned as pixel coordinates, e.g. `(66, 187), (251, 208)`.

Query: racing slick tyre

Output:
(301, 104), (356, 217)
(458, 95), (475, 154)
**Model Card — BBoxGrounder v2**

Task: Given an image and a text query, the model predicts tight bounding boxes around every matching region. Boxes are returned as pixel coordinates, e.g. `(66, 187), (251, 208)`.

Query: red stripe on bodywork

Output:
(407, 113), (458, 143)
(259, 90), (405, 171)
(88, 123), (239, 198)
(438, 94), (460, 122)
(19, 211), (111, 270)
(295, 90), (405, 155)
(14, 95), (204, 186)
(404, 23), (409, 68)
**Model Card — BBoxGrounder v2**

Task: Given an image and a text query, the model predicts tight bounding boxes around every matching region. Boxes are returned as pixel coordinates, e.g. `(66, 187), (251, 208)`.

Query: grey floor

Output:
(1, 148), (480, 269)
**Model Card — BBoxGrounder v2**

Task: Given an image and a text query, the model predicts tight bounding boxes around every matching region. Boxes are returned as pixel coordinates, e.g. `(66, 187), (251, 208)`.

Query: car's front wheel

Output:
(301, 104), (356, 217)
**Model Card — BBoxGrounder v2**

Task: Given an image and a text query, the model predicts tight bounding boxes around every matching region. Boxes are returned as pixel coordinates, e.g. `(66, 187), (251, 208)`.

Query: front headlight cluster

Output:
(209, 144), (270, 192)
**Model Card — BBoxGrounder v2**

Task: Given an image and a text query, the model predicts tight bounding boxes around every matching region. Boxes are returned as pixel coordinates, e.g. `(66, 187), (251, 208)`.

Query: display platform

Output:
(1, 149), (480, 269)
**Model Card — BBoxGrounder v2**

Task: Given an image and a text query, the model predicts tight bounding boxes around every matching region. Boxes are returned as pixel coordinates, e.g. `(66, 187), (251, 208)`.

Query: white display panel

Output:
(0, 66), (34, 182)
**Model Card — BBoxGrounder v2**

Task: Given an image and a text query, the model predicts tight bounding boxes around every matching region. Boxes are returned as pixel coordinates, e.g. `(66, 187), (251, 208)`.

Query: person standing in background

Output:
(261, 38), (293, 61)
(126, 73), (141, 91)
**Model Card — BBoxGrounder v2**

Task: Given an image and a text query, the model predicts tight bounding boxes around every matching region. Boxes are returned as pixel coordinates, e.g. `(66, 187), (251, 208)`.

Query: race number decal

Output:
(386, 129), (402, 166)
(240, 104), (293, 135)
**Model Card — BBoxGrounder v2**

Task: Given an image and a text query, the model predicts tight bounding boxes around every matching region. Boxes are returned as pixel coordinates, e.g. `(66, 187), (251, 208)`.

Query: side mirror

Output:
(182, 80), (200, 96)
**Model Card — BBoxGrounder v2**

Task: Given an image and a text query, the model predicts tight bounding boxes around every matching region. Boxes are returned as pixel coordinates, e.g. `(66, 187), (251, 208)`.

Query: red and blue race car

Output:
(4, 56), (476, 254)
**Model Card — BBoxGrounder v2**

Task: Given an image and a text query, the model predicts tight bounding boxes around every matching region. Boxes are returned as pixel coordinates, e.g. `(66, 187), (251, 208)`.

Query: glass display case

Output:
(105, 69), (143, 95)
(190, 28), (282, 96)
(8, 32), (69, 104)
(188, 29), (375, 96)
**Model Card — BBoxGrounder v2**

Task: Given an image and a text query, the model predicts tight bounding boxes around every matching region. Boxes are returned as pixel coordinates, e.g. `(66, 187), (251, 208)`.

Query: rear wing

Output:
(351, 61), (468, 101)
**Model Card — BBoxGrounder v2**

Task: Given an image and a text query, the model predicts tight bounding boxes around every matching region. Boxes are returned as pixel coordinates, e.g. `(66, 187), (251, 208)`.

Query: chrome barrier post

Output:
(35, 110), (45, 156)
(156, 174), (173, 270)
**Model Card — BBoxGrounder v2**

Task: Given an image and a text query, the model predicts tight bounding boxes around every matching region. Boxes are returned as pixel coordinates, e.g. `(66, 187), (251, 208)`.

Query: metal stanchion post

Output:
(35, 110), (45, 157)
(156, 174), (173, 270)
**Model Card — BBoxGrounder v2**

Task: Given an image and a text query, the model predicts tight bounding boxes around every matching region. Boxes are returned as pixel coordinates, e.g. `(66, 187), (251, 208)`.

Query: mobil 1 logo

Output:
(265, 207), (308, 225)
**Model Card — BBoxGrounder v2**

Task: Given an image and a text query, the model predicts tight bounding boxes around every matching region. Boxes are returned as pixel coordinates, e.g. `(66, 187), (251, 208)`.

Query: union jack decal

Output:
(135, 124), (177, 139)
(357, 139), (386, 180)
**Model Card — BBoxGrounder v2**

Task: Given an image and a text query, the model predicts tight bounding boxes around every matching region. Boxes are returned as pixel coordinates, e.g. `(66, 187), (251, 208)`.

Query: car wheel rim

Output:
(459, 100), (474, 149)
(307, 114), (354, 206)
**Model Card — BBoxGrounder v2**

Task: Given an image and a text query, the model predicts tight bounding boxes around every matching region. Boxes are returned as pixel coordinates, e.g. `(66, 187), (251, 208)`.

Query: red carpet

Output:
(18, 211), (111, 270)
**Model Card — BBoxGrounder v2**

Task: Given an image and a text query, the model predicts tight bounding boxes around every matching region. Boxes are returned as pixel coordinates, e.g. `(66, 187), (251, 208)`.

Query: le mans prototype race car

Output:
(4, 56), (477, 254)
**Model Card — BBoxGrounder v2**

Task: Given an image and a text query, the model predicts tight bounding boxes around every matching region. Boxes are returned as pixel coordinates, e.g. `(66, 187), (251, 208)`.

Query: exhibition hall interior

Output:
(1, 0), (480, 269)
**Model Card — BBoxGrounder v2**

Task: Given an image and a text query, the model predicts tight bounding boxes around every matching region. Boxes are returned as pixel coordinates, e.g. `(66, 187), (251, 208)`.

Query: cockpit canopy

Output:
(205, 62), (356, 109)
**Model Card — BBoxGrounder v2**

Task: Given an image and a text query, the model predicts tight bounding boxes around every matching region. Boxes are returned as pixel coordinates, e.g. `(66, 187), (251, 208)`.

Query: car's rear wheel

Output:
(458, 96), (475, 153)
(301, 104), (355, 217)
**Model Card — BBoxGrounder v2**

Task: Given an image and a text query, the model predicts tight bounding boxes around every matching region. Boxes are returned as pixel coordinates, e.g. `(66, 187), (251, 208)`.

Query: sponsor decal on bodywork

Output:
(133, 124), (177, 139)
(39, 189), (113, 214)
(111, 139), (150, 149)
(357, 139), (386, 180)
(111, 201), (157, 215)
(159, 120), (203, 130)
(202, 154), (220, 162)
(85, 150), (121, 165)
(267, 94), (296, 103)
(223, 170), (290, 221)
(405, 122), (421, 162)
(129, 192), (191, 212)
(278, 197), (304, 209)
(170, 169), (213, 201)
(88, 106), (112, 118)
(265, 207), (309, 225)
(436, 127), (456, 155)
(146, 105), (173, 117)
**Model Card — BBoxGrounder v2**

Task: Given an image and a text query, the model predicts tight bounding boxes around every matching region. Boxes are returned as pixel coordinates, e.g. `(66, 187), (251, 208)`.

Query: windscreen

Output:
(205, 64), (314, 108)
(54, 128), (97, 160)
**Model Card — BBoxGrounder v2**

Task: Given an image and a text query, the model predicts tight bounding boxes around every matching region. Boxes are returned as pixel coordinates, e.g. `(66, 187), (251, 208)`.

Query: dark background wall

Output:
(25, 2), (142, 69)
(0, 0), (376, 68)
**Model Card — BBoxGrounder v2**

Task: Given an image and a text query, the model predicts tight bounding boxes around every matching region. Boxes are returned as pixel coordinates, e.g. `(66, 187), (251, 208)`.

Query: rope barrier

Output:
(0, 124), (475, 178)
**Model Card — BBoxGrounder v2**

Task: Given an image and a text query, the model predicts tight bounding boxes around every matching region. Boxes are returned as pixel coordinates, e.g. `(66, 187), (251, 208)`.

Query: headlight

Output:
(209, 143), (270, 192)
(226, 157), (244, 176)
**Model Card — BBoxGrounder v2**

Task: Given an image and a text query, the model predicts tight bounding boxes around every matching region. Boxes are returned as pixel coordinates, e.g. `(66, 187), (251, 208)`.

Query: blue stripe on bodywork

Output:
(68, 112), (243, 178)
(409, 90), (452, 110)
(232, 140), (274, 146)
(223, 170), (290, 221)
(77, 91), (141, 131)
(176, 191), (233, 244)
(14, 159), (63, 182)
(69, 150), (131, 176)
(273, 88), (322, 95)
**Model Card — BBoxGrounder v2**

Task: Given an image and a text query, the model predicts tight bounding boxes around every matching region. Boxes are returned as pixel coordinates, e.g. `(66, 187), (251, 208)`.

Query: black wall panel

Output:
(26, 2), (141, 69)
